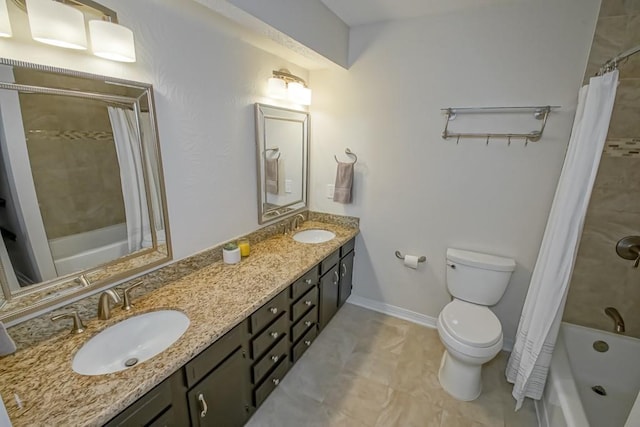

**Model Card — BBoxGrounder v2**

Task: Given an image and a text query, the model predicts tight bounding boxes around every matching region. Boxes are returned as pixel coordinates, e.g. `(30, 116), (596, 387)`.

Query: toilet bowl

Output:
(436, 248), (515, 401)
(437, 299), (503, 400)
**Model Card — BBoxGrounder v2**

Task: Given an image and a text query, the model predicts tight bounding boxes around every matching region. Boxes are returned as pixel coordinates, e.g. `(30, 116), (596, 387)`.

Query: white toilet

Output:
(436, 248), (516, 401)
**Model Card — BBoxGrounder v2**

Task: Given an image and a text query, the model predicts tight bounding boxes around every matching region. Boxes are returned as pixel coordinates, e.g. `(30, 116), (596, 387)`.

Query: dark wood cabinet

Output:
(105, 238), (355, 427)
(319, 264), (340, 331)
(338, 248), (354, 307)
(186, 347), (251, 427)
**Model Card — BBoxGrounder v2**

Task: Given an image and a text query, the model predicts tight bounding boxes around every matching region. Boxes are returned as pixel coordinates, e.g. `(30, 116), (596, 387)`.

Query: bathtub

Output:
(48, 223), (128, 276)
(538, 322), (640, 427)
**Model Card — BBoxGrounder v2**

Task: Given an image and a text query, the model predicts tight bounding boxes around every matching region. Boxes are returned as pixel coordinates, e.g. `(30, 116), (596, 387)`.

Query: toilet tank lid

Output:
(446, 248), (516, 272)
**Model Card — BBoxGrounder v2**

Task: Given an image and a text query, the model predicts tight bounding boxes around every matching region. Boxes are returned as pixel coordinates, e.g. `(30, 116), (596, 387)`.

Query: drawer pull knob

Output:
(269, 307), (278, 314)
(271, 355), (279, 363)
(333, 271), (339, 285)
(198, 393), (208, 418)
(304, 300), (312, 306)
(270, 331), (279, 339)
(304, 340), (312, 346)
(342, 263), (347, 277)
(304, 278), (312, 285)
(273, 378), (280, 386)
(304, 320), (312, 327)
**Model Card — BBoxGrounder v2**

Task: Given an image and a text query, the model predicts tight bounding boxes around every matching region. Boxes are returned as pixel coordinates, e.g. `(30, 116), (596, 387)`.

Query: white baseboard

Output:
(346, 294), (514, 353)
(346, 294), (438, 329)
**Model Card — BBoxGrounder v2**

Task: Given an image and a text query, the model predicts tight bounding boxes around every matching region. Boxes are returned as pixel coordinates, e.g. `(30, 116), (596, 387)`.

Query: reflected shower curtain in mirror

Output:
(108, 107), (155, 252)
(506, 70), (619, 409)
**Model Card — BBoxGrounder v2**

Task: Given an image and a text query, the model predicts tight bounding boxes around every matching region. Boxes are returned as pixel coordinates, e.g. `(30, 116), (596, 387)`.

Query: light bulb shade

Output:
(267, 77), (287, 99)
(0, 0), (12, 38)
(27, 0), (87, 50)
(288, 82), (311, 105)
(89, 20), (136, 62)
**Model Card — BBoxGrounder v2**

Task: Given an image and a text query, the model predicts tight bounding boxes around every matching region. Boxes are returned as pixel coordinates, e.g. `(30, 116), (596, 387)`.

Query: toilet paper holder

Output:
(395, 251), (426, 263)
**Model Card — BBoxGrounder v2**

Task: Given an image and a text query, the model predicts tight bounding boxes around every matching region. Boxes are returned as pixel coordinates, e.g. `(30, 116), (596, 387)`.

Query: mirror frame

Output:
(0, 58), (172, 323)
(254, 103), (309, 224)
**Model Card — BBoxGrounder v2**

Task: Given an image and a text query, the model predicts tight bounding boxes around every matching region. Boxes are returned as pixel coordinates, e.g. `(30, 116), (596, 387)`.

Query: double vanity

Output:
(0, 219), (358, 426)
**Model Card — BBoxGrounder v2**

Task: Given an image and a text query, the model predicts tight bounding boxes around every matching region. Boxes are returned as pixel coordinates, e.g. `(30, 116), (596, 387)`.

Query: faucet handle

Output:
(51, 311), (86, 334)
(122, 280), (144, 311)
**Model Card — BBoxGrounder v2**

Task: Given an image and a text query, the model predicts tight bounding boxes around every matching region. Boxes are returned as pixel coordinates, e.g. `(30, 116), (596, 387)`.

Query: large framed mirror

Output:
(255, 103), (309, 224)
(0, 59), (171, 323)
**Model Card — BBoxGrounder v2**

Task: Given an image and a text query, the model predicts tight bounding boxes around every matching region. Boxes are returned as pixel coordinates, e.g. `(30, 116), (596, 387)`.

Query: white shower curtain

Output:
(108, 107), (150, 252)
(506, 70), (619, 409)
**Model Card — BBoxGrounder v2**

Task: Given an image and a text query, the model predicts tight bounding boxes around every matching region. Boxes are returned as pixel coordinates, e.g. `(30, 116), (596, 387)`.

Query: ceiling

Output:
(319, 0), (515, 27)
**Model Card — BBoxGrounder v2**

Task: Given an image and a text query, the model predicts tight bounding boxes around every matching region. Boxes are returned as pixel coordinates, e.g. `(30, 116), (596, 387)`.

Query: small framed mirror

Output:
(0, 59), (171, 323)
(255, 103), (309, 224)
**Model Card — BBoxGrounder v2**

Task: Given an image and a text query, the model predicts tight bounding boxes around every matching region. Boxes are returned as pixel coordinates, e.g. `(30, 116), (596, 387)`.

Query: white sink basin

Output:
(72, 310), (189, 376)
(293, 229), (336, 244)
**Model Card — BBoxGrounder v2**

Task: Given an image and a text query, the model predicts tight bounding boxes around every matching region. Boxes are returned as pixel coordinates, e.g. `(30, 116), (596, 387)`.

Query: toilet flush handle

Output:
(447, 262), (456, 269)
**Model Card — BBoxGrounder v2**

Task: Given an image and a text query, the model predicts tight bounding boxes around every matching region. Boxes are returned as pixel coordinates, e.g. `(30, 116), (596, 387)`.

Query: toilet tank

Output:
(446, 248), (516, 306)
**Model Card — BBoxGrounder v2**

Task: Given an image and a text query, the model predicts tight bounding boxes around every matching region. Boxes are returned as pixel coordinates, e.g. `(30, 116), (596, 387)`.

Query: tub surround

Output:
(1, 216), (357, 426)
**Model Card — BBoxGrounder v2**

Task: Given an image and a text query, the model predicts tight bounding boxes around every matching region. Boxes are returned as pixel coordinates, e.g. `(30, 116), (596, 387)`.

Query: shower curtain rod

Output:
(599, 44), (640, 75)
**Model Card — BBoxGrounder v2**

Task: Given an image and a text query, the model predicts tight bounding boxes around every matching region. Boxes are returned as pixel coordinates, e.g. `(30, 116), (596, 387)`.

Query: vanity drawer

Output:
(291, 286), (318, 323)
(341, 238), (355, 257)
(250, 289), (288, 334)
(320, 249), (340, 275)
(251, 313), (288, 359)
(290, 267), (319, 300)
(291, 306), (317, 344)
(253, 357), (291, 407)
(292, 324), (318, 363)
(252, 335), (288, 384)
(185, 319), (248, 388)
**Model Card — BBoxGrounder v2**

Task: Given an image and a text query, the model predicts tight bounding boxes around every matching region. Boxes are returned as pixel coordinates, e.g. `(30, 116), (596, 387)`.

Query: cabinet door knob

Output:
(269, 307), (278, 314)
(272, 378), (280, 386)
(304, 320), (312, 327)
(198, 393), (208, 418)
(304, 300), (312, 306)
(342, 263), (347, 277)
(333, 271), (339, 285)
(270, 331), (279, 339)
(271, 355), (279, 363)
(304, 340), (312, 346)
(304, 278), (312, 285)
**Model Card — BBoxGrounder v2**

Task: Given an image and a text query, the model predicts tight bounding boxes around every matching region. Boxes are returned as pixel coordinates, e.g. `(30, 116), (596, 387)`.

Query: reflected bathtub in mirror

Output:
(254, 103), (309, 224)
(0, 58), (171, 323)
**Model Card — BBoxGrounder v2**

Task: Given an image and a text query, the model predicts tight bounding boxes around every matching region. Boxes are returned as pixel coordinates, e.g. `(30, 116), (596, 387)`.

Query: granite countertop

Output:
(0, 220), (358, 427)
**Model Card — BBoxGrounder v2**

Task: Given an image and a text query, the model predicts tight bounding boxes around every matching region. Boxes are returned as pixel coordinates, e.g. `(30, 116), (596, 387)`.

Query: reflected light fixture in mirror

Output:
(267, 69), (312, 105)
(26, 0), (87, 49)
(0, 0), (12, 37)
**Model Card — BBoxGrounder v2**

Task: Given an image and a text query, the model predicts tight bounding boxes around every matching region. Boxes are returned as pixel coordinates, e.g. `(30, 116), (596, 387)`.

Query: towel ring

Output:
(334, 148), (357, 164)
(265, 147), (281, 160)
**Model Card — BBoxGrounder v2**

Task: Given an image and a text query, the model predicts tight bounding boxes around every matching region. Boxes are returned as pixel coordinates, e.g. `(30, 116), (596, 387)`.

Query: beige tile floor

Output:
(246, 303), (539, 427)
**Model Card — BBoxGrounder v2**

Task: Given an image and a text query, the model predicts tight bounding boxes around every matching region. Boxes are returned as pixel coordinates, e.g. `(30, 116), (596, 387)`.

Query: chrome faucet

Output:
(291, 213), (305, 231)
(604, 307), (625, 333)
(98, 289), (122, 320)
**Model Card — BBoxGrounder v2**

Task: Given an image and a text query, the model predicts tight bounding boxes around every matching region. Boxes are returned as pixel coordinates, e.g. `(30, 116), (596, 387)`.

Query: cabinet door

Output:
(338, 250), (354, 307)
(187, 347), (250, 427)
(319, 264), (339, 331)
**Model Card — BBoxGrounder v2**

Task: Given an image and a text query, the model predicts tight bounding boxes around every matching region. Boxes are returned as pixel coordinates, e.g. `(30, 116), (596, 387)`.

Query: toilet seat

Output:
(439, 299), (502, 348)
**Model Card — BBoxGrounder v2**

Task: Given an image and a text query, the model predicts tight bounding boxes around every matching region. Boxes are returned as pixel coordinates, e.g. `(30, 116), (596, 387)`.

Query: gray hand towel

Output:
(265, 157), (279, 195)
(0, 322), (16, 356)
(333, 161), (354, 204)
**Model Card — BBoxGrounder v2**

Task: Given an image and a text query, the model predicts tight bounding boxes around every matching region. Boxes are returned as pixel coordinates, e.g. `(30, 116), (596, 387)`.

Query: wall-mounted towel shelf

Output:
(441, 105), (560, 144)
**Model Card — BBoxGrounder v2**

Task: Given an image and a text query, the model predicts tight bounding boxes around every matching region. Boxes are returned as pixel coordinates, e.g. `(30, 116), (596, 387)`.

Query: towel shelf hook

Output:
(334, 148), (357, 164)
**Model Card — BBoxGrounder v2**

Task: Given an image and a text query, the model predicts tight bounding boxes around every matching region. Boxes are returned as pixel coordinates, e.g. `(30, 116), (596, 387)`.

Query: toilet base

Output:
(438, 351), (483, 401)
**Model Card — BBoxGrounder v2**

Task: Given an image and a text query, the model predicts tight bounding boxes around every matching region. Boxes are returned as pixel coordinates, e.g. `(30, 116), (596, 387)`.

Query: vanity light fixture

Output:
(89, 19), (135, 62)
(0, 0), (13, 37)
(268, 69), (312, 105)
(26, 0), (87, 50)
(11, 0), (136, 62)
